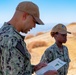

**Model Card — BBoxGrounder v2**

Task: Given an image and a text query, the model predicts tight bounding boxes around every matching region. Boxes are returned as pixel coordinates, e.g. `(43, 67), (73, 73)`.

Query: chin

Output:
(63, 41), (66, 43)
(24, 30), (28, 33)
(25, 32), (28, 34)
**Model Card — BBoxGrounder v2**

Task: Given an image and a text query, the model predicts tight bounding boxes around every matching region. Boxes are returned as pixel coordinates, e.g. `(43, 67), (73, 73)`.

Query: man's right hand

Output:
(44, 70), (58, 75)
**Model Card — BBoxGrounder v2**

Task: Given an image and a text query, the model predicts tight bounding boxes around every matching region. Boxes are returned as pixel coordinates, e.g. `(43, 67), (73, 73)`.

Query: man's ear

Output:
(23, 13), (28, 20)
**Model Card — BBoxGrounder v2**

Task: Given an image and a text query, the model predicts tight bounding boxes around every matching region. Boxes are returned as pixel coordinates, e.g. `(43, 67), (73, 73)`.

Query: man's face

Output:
(22, 14), (36, 33)
(55, 33), (67, 43)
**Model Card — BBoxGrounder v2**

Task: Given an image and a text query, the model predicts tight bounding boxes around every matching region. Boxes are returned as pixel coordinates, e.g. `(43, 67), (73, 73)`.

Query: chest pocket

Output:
(51, 49), (57, 60)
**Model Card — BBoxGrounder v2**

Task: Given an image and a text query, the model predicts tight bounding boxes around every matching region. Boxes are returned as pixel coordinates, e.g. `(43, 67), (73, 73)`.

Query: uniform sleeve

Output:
(31, 65), (35, 74)
(40, 48), (53, 63)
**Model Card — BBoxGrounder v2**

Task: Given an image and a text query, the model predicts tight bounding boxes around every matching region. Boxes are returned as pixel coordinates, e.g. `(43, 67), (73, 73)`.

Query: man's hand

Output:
(34, 62), (47, 71)
(44, 70), (58, 75)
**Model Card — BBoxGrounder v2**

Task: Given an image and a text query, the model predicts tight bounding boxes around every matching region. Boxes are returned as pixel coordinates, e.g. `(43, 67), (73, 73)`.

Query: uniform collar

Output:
(54, 43), (64, 54)
(4, 22), (25, 40)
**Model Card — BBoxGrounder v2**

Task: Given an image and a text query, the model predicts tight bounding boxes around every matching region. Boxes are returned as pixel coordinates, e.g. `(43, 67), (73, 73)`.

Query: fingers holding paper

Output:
(34, 62), (47, 71)
(44, 70), (58, 75)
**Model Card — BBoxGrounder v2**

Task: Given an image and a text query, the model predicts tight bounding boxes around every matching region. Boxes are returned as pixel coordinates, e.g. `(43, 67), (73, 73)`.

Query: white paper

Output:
(35, 58), (66, 75)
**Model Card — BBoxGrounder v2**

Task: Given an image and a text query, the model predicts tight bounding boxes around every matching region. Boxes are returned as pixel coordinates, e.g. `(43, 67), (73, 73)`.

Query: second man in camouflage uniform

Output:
(40, 24), (71, 75)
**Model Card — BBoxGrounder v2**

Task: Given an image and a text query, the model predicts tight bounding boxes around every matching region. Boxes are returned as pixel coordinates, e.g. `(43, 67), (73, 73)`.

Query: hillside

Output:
(25, 23), (76, 75)
(67, 22), (76, 32)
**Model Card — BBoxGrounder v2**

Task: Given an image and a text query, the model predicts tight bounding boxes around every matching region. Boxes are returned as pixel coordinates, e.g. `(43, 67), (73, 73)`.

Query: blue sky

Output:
(0, 0), (76, 26)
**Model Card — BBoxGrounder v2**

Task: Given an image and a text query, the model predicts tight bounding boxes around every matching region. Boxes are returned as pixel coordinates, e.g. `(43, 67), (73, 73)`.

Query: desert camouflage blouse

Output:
(0, 22), (34, 75)
(40, 43), (71, 75)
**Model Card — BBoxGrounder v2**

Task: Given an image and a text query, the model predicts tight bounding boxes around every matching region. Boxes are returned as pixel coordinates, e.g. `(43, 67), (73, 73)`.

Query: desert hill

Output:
(25, 23), (76, 75)
(67, 22), (76, 32)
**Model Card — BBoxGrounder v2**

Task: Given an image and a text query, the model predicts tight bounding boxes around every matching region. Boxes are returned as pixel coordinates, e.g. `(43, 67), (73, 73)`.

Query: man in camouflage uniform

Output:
(40, 24), (71, 75)
(0, 1), (57, 75)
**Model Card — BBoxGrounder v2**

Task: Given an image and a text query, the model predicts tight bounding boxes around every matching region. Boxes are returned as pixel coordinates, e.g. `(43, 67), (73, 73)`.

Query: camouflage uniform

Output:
(0, 22), (34, 75)
(40, 43), (70, 75)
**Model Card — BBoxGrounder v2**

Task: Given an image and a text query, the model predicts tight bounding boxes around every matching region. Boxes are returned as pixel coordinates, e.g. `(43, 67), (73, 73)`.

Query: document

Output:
(35, 58), (66, 75)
